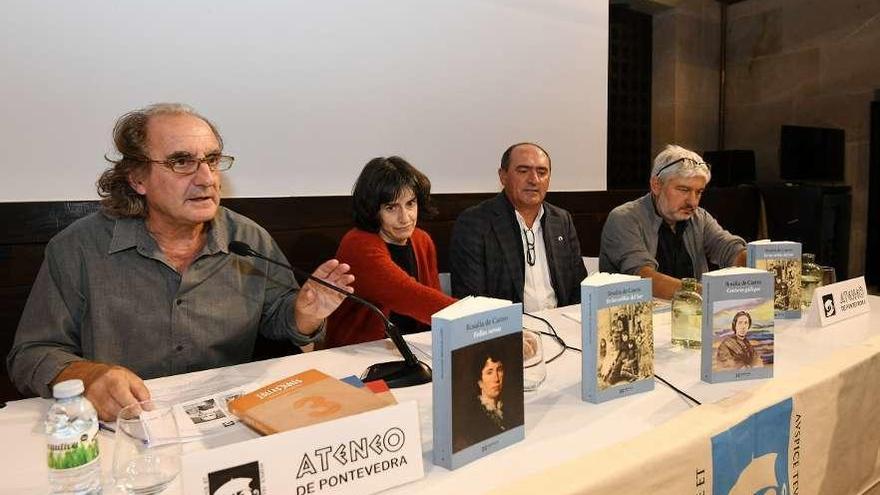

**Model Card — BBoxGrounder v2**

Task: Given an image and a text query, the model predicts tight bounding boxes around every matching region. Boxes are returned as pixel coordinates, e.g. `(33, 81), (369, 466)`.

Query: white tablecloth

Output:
(3, 297), (880, 494)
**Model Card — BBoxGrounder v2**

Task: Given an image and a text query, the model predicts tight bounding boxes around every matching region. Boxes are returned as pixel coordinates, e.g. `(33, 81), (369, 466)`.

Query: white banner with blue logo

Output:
(711, 398), (792, 494)
(494, 334), (880, 494)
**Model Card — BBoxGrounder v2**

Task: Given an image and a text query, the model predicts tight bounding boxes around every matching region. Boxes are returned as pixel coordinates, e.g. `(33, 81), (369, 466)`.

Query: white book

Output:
(580, 273), (654, 403)
(431, 297), (524, 470)
(701, 267), (775, 383)
(746, 240), (802, 319)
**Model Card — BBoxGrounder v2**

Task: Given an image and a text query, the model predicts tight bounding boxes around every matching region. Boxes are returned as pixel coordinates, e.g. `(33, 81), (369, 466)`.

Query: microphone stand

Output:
(228, 241), (432, 388)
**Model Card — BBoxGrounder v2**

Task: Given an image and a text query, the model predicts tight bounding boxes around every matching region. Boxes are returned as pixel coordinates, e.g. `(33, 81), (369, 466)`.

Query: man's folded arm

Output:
(257, 249), (354, 343)
(637, 265), (683, 300)
(700, 211), (747, 268)
(52, 361), (150, 421)
(600, 209), (657, 276)
(600, 211), (684, 299)
(257, 238), (326, 344)
(7, 256), (85, 398)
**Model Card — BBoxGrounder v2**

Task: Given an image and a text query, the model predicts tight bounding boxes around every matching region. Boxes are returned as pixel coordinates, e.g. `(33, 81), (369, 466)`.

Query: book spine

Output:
(790, 243), (803, 319)
(700, 276), (713, 383)
(642, 278), (655, 390)
(764, 271), (776, 380)
(431, 317), (452, 469)
(580, 285), (594, 402)
(235, 412), (278, 436)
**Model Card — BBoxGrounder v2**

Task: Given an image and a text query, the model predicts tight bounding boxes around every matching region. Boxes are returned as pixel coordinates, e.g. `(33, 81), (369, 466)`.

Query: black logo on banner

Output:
(207, 460), (262, 495)
(822, 294), (836, 317)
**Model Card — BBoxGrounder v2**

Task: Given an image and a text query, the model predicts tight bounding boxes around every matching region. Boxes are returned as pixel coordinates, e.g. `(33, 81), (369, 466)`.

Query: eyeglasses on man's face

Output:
(146, 154), (235, 175)
(655, 157), (710, 177)
(523, 228), (536, 267)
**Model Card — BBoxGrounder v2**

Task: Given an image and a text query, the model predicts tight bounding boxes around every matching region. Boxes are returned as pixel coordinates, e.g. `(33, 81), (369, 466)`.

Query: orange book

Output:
(228, 369), (389, 435)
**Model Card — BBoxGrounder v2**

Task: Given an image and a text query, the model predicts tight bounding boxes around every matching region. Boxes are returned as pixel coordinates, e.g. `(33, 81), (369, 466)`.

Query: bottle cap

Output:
(52, 379), (85, 399)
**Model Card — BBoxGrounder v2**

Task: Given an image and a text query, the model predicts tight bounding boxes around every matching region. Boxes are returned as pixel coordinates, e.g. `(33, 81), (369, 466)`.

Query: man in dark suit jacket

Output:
(449, 143), (587, 311)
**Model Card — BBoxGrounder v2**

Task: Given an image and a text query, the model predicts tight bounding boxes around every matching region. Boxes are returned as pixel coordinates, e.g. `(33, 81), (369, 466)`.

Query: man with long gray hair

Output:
(599, 144), (746, 299)
(8, 103), (354, 420)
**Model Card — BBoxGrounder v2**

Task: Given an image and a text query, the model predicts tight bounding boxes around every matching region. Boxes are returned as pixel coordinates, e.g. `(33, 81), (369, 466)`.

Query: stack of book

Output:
(228, 369), (394, 435)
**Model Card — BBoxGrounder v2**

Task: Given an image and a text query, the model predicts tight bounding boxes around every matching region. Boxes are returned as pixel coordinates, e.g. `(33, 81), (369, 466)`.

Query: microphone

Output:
(228, 241), (431, 388)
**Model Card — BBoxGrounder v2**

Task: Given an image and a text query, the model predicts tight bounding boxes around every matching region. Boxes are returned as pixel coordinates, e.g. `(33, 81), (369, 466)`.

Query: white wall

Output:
(1, 0), (608, 201)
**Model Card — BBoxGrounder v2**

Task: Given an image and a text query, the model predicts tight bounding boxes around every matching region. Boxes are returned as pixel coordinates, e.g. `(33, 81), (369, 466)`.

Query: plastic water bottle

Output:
(46, 379), (102, 494)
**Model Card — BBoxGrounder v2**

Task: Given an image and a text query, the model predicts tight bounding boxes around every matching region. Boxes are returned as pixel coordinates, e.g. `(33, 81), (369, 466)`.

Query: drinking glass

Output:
(113, 400), (182, 494)
(801, 253), (821, 309)
(523, 329), (546, 391)
(820, 266), (837, 286)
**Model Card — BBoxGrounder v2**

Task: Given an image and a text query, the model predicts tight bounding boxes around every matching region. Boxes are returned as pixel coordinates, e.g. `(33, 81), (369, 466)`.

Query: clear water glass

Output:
(801, 253), (822, 309)
(113, 400), (181, 494)
(671, 278), (702, 348)
(820, 265), (837, 286)
(523, 329), (546, 391)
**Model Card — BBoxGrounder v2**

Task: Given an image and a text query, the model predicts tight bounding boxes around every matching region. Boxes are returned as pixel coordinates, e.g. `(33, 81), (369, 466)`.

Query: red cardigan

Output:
(324, 228), (456, 348)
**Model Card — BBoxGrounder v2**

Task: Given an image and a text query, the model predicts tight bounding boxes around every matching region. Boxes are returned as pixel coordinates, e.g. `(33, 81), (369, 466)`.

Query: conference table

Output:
(3, 297), (880, 494)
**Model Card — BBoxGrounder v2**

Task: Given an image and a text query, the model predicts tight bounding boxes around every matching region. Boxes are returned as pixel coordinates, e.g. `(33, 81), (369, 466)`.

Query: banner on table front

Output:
(494, 342), (880, 495)
(710, 398), (792, 494)
(181, 401), (424, 495)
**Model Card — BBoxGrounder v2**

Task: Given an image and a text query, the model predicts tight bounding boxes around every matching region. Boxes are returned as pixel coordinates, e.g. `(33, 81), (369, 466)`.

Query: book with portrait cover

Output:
(580, 273), (654, 403)
(227, 369), (390, 435)
(747, 240), (802, 319)
(431, 296), (524, 470)
(701, 267), (775, 383)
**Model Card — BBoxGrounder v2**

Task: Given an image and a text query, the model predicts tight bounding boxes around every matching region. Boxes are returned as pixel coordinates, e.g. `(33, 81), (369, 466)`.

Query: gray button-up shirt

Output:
(7, 207), (318, 397)
(599, 193), (746, 278)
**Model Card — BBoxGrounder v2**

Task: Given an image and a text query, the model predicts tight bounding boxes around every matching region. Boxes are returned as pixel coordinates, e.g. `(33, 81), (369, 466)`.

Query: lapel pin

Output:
(557, 236), (563, 242)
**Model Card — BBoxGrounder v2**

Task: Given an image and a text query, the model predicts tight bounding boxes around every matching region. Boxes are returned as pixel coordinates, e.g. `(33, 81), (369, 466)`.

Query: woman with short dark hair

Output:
(324, 156), (455, 348)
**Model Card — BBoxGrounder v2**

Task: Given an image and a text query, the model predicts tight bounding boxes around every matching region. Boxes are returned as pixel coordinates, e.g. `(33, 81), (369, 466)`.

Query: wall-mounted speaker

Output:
(866, 101), (879, 286)
(760, 183), (851, 280)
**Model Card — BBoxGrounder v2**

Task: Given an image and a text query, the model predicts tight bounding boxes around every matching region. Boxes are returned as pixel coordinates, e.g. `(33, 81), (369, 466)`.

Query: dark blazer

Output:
(449, 192), (587, 306)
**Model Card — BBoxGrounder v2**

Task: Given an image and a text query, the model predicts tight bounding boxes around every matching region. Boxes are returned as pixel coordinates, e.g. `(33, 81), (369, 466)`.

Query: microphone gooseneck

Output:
(228, 241), (431, 387)
(229, 241), (394, 331)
